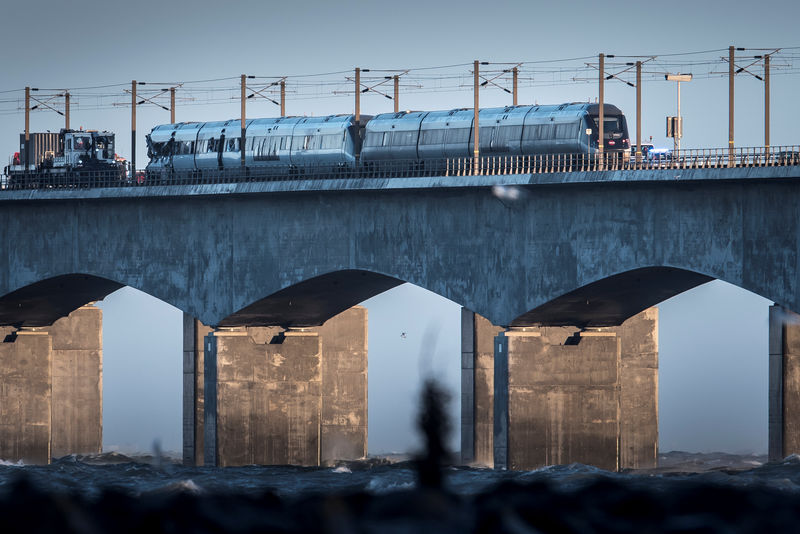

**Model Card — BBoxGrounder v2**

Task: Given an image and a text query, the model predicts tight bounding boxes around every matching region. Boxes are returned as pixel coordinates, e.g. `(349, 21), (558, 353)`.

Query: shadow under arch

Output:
(221, 269), (404, 327)
(511, 266), (715, 328)
(0, 274), (124, 327)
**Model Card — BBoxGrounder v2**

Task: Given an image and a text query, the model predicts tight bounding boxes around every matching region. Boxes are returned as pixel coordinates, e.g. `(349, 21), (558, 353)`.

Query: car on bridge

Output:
(630, 143), (654, 159)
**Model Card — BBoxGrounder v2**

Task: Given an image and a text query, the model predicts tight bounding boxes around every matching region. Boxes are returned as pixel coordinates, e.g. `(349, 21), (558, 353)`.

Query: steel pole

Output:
(513, 67), (518, 106)
(729, 45), (734, 166)
(765, 54), (770, 152)
(131, 80), (136, 176)
(636, 61), (641, 163)
(240, 74), (246, 168)
(65, 91), (70, 130)
(675, 81), (681, 153)
(280, 80), (286, 117)
(394, 75), (399, 113)
(473, 60), (480, 174)
(170, 87), (175, 123)
(598, 54), (604, 168)
(355, 68), (360, 125)
(24, 86), (30, 169)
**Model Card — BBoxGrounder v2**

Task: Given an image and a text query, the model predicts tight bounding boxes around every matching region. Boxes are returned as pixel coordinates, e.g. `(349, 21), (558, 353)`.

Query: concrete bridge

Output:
(1, 164), (800, 468)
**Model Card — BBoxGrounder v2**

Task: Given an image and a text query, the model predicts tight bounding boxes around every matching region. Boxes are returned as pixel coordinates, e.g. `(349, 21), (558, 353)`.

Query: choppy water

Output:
(0, 450), (795, 500)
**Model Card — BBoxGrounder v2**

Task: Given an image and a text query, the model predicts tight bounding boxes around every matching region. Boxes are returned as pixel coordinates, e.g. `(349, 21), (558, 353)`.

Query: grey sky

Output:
(3, 0), (798, 454)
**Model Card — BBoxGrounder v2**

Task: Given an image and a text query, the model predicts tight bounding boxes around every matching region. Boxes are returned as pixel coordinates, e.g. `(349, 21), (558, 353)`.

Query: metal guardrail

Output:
(1, 146), (799, 191)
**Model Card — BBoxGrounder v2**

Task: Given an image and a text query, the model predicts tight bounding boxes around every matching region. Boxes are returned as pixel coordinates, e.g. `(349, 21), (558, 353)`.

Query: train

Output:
(145, 102), (630, 178)
(4, 129), (126, 188)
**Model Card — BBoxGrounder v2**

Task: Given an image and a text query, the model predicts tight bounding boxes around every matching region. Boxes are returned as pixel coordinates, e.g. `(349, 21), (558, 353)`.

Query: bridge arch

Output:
(505, 265), (785, 328)
(0, 273), (124, 327)
(221, 269), (404, 327)
(509, 266), (714, 327)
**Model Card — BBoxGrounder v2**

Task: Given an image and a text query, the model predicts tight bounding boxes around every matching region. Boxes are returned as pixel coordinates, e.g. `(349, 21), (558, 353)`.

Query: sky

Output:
(2, 0), (798, 455)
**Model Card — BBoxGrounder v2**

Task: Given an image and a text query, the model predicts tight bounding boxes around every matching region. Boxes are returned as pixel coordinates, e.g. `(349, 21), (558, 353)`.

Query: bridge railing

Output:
(1, 146), (798, 191)
(446, 145), (800, 176)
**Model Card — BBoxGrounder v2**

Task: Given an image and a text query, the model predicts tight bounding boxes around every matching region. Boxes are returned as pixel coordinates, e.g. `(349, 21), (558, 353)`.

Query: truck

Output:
(4, 129), (126, 189)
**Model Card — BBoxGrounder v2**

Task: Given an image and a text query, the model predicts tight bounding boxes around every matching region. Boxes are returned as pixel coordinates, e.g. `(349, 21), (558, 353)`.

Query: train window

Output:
(592, 116), (623, 132)
(492, 126), (522, 151)
(382, 132), (389, 147)
(479, 127), (495, 150)
(391, 130), (417, 146)
(445, 128), (469, 144)
(307, 135), (322, 150)
(554, 123), (578, 139)
(280, 136), (289, 151)
(293, 135), (308, 150)
(74, 136), (91, 150)
(321, 134), (341, 150)
(420, 129), (445, 145)
(363, 132), (381, 147)
(227, 138), (240, 152)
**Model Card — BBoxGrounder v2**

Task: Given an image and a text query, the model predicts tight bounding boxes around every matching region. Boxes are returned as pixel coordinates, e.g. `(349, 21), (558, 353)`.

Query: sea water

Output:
(0, 451), (795, 500)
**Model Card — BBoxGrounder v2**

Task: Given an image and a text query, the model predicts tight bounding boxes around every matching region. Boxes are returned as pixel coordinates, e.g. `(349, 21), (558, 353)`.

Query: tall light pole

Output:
(665, 73), (692, 153)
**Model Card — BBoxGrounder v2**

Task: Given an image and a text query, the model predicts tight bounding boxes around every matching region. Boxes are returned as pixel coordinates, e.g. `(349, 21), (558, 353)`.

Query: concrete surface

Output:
(770, 305), (800, 461)
(49, 304), (102, 457)
(1, 167), (799, 330)
(197, 308), (368, 467)
(460, 311), (504, 466)
(0, 328), (52, 463)
(316, 306), (368, 465)
(484, 310), (657, 471)
(618, 307), (659, 469)
(204, 329), (322, 467)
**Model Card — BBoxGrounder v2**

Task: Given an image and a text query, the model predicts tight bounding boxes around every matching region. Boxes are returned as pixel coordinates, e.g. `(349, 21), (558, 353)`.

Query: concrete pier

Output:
(463, 308), (658, 471)
(460, 310), (503, 465)
(769, 305), (800, 461)
(182, 314), (211, 466)
(0, 327), (52, 463)
(50, 304), (103, 457)
(204, 328), (322, 467)
(316, 306), (368, 465)
(193, 307), (368, 467)
(0, 305), (103, 463)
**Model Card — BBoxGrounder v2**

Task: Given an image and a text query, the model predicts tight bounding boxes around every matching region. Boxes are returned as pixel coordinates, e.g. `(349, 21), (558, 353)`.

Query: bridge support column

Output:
(0, 305), (103, 464)
(204, 327), (322, 467)
(463, 308), (657, 471)
(460, 309), (503, 465)
(49, 304), (103, 457)
(0, 327), (52, 464)
(316, 306), (368, 465)
(195, 307), (368, 467)
(182, 314), (211, 466)
(769, 305), (800, 461)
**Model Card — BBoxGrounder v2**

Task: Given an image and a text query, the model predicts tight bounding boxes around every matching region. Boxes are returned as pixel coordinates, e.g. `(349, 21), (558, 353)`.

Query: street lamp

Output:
(665, 73), (692, 153)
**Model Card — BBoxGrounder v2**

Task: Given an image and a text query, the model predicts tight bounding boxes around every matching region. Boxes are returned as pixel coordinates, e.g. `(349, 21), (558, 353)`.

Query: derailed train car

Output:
(145, 103), (628, 179)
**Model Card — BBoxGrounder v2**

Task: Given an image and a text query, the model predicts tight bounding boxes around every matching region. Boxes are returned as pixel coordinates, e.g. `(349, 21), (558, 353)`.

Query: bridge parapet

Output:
(1, 146), (798, 194)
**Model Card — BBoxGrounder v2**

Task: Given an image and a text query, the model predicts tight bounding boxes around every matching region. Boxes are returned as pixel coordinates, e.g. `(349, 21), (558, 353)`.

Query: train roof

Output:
(369, 103), (624, 123)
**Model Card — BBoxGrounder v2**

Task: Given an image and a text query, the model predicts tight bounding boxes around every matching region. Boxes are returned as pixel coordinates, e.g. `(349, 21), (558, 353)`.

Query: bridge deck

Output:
(1, 165), (798, 201)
